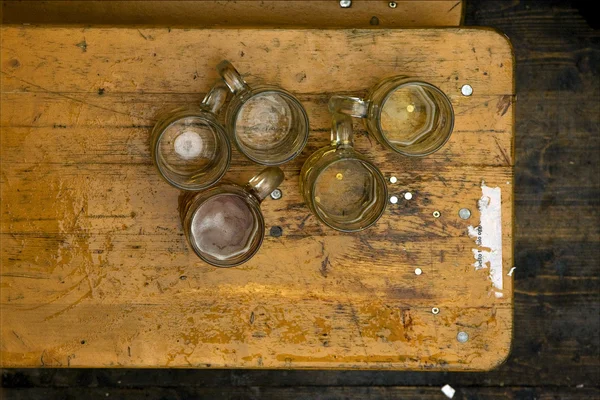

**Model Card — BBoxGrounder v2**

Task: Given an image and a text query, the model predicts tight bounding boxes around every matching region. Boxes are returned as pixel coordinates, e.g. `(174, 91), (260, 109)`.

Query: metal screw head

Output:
(390, 195), (398, 204)
(339, 0), (352, 8)
(389, 1), (397, 8)
(461, 84), (473, 96)
(389, 176), (398, 184)
(270, 188), (282, 200)
(270, 226), (283, 237)
(404, 192), (413, 200)
(458, 208), (471, 220)
(457, 331), (469, 343)
(432, 307), (440, 315)
(433, 211), (441, 218)
(414, 268), (423, 275)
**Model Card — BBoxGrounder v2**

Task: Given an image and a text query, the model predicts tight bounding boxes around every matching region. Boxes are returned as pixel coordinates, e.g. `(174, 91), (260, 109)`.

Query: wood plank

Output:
(1, 0), (465, 27)
(1, 386), (599, 400)
(0, 28), (512, 94)
(0, 92), (514, 168)
(0, 27), (514, 369)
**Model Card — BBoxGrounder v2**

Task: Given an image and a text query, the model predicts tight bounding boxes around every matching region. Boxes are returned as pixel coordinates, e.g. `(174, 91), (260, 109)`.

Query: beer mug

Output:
(300, 113), (387, 232)
(179, 167), (284, 267)
(151, 81), (231, 190)
(329, 76), (454, 156)
(218, 60), (309, 165)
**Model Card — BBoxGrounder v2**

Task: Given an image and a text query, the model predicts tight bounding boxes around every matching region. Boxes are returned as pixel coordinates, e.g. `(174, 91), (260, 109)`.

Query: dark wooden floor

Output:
(2, 1), (599, 399)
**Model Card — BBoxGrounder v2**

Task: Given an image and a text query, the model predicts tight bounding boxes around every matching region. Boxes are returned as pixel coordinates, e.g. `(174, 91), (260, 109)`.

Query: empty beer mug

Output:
(329, 76), (454, 156)
(151, 81), (231, 190)
(179, 166), (284, 267)
(300, 113), (387, 232)
(218, 60), (309, 165)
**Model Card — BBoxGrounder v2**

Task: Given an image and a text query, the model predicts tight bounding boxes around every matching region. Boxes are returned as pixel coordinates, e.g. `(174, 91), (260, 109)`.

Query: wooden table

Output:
(0, 27), (514, 370)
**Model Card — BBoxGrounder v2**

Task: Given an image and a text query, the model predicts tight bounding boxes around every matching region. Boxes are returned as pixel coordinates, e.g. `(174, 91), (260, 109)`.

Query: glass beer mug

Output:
(217, 60), (309, 165)
(300, 113), (387, 232)
(151, 81), (231, 190)
(179, 167), (284, 267)
(329, 76), (454, 156)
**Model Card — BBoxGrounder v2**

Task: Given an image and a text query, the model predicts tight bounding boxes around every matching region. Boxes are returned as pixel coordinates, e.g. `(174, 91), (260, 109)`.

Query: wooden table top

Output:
(0, 27), (514, 370)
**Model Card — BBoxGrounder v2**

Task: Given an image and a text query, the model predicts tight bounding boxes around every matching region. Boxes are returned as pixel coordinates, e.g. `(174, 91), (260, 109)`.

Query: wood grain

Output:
(0, 27), (514, 369)
(1, 0), (465, 28)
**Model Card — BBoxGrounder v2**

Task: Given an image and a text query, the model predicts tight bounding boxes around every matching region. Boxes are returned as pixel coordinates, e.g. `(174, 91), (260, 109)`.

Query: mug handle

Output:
(217, 60), (251, 95)
(245, 167), (285, 203)
(201, 80), (229, 114)
(328, 95), (369, 119)
(331, 112), (354, 149)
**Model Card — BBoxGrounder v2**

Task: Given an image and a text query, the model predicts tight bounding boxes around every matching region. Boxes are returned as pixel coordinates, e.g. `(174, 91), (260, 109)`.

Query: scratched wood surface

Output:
(1, 0), (464, 27)
(0, 27), (514, 369)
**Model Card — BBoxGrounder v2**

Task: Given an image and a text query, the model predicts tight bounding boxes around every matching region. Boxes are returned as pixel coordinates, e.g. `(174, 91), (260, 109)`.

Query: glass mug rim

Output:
(301, 113), (388, 233)
(151, 107), (231, 191)
(181, 185), (264, 268)
(180, 166), (284, 267)
(218, 60), (310, 166)
(151, 80), (231, 191)
(227, 86), (310, 166)
(329, 76), (455, 157)
(309, 153), (387, 232)
(376, 79), (455, 157)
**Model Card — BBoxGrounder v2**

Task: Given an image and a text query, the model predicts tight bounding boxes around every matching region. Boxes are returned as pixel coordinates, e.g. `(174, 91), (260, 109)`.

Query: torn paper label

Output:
(468, 183), (503, 297)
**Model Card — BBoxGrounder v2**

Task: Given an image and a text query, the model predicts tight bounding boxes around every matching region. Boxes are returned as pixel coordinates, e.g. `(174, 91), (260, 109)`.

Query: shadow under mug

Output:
(299, 113), (387, 232)
(217, 60), (309, 166)
(329, 76), (454, 157)
(151, 81), (231, 190)
(179, 166), (284, 267)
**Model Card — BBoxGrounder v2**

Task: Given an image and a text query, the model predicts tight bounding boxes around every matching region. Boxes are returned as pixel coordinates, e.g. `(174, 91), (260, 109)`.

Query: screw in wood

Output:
(459, 208), (471, 219)
(390, 195), (399, 204)
(461, 84), (473, 96)
(389, 176), (398, 184)
(270, 226), (283, 237)
(433, 211), (441, 218)
(389, 1), (397, 8)
(270, 189), (282, 200)
(432, 307), (440, 315)
(339, 0), (352, 8)
(457, 331), (469, 343)
(404, 192), (413, 200)
(414, 268), (423, 275)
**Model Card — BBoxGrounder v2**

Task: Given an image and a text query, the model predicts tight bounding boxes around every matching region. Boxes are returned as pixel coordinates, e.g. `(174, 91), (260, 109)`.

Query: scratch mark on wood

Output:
(348, 305), (369, 356)
(448, 1), (461, 13)
(494, 136), (511, 165)
(401, 309), (413, 340)
(1, 273), (49, 280)
(320, 256), (330, 278)
(456, 99), (492, 116)
(12, 330), (26, 347)
(0, 71), (153, 121)
(72, 206), (84, 230)
(496, 94), (512, 116)
(298, 214), (311, 229)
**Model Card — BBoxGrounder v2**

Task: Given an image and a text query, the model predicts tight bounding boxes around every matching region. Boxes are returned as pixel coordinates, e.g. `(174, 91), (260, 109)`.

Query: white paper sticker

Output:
(468, 183), (503, 297)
